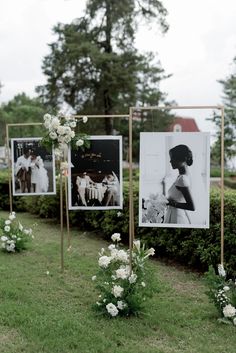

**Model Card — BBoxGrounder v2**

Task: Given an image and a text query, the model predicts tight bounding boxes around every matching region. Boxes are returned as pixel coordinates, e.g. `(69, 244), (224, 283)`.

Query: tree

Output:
(0, 93), (45, 145)
(37, 0), (172, 134)
(211, 56), (236, 166)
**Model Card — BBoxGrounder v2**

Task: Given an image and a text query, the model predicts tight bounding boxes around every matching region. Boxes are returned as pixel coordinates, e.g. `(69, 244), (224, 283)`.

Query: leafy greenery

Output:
(93, 236), (155, 317)
(205, 265), (236, 325)
(0, 93), (45, 146)
(36, 0), (172, 135)
(0, 212), (34, 253)
(0, 211), (236, 352)
(211, 56), (236, 166)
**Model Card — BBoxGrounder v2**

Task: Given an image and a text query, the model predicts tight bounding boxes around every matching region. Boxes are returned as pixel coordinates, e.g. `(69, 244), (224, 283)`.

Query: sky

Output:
(0, 0), (235, 133)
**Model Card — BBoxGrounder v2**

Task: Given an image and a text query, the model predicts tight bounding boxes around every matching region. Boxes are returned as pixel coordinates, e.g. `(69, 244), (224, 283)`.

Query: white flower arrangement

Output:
(42, 112), (89, 158)
(205, 264), (236, 325)
(0, 212), (34, 253)
(93, 233), (155, 317)
(142, 193), (168, 224)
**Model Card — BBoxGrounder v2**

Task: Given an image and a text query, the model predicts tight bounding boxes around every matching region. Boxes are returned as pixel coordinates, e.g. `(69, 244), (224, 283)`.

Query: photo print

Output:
(68, 136), (123, 210)
(11, 137), (56, 196)
(139, 132), (210, 228)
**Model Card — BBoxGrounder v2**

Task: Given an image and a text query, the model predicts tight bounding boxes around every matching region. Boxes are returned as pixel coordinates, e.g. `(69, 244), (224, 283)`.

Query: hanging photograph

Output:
(11, 137), (56, 196)
(68, 136), (123, 210)
(139, 132), (210, 228)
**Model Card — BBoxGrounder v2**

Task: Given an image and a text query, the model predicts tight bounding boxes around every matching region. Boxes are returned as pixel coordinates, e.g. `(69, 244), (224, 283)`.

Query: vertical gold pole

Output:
(220, 106), (225, 265)
(128, 108), (135, 273)
(6, 125), (13, 213)
(64, 174), (71, 250)
(60, 169), (64, 272)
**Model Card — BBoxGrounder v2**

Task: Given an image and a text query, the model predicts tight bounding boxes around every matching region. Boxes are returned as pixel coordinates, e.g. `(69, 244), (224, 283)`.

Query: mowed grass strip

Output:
(0, 211), (234, 353)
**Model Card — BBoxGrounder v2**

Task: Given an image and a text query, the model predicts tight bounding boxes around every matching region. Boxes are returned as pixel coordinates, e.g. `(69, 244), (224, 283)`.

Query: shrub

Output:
(1, 170), (236, 275)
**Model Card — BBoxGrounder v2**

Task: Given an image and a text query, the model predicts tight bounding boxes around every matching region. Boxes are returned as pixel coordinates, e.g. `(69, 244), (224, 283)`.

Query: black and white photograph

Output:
(139, 132), (210, 228)
(68, 136), (123, 210)
(11, 137), (56, 196)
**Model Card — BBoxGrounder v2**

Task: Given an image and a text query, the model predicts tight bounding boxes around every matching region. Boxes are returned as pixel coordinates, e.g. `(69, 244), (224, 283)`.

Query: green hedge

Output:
(1, 173), (236, 275)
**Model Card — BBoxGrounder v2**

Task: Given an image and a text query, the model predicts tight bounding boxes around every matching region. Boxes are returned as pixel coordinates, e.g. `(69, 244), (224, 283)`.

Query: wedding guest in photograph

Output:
(15, 148), (31, 193)
(164, 144), (195, 224)
(76, 172), (94, 206)
(30, 151), (49, 193)
(102, 171), (120, 206)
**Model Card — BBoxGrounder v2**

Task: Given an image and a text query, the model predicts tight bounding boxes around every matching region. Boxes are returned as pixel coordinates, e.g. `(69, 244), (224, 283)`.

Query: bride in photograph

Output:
(164, 144), (195, 224)
(30, 152), (49, 193)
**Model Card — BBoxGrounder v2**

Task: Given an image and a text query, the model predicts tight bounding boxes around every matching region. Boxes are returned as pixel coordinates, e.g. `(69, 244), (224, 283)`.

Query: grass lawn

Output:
(0, 211), (235, 353)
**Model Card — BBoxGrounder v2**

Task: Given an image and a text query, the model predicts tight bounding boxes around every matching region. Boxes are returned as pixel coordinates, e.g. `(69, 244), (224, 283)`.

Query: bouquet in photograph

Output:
(42, 113), (89, 159)
(142, 193), (168, 224)
(205, 265), (236, 325)
(0, 212), (34, 253)
(92, 233), (155, 317)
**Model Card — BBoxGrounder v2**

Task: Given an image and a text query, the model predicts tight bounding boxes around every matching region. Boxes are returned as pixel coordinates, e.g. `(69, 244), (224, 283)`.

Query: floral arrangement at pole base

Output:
(0, 212), (34, 253)
(205, 264), (236, 325)
(92, 233), (155, 318)
(42, 112), (89, 159)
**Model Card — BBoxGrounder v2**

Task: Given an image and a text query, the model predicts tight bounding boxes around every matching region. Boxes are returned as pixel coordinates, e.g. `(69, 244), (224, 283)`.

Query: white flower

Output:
(69, 121), (76, 128)
(98, 256), (111, 268)
(4, 226), (10, 232)
(9, 212), (16, 221)
(141, 282), (146, 287)
(19, 222), (23, 231)
(49, 132), (57, 140)
(12, 235), (17, 239)
(92, 275), (97, 281)
(116, 250), (129, 263)
(218, 264), (226, 277)
(133, 240), (140, 251)
(96, 302), (102, 306)
(17, 237), (21, 241)
(76, 139), (84, 147)
(51, 117), (60, 129)
(223, 286), (230, 292)
(1, 243), (6, 249)
(108, 244), (116, 251)
(1, 236), (8, 242)
(57, 125), (66, 135)
(112, 285), (124, 298)
(23, 229), (31, 235)
(147, 247), (155, 256)
(117, 300), (126, 310)
(106, 303), (118, 317)
(129, 273), (137, 284)
(6, 243), (15, 252)
(44, 120), (51, 129)
(5, 220), (11, 225)
(117, 211), (122, 217)
(69, 130), (75, 138)
(111, 233), (121, 242)
(223, 304), (236, 318)
(115, 267), (129, 280)
(46, 271), (50, 275)
(82, 116), (88, 123)
(43, 113), (52, 121)
(233, 317), (236, 326)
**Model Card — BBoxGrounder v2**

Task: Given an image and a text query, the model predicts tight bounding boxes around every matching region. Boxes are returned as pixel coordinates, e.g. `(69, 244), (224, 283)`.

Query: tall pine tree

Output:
(211, 56), (236, 166)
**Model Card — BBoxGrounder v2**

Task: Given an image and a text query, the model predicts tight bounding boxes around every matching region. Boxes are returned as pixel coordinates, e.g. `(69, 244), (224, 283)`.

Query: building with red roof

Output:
(168, 117), (200, 132)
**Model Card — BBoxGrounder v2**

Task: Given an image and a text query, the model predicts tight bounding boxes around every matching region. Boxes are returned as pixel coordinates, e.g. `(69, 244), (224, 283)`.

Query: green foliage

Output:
(210, 56), (236, 165)
(93, 237), (155, 317)
(0, 212), (34, 252)
(0, 93), (45, 145)
(1, 169), (236, 275)
(36, 0), (172, 135)
(204, 265), (236, 325)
